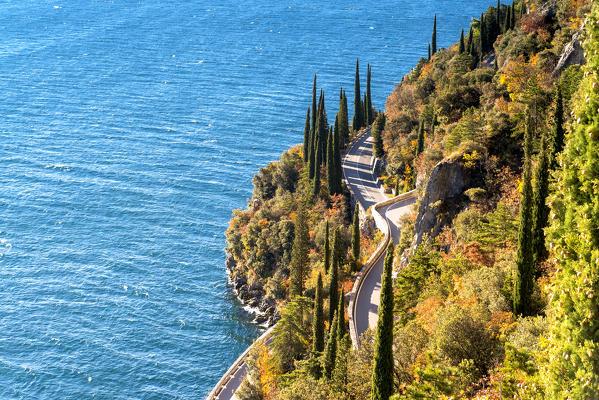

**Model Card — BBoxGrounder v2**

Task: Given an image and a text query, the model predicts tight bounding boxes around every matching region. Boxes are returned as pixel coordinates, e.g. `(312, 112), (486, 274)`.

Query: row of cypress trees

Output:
(455, 1), (520, 60)
(311, 253), (349, 381)
(303, 62), (376, 201)
(352, 60), (375, 131)
(293, 62), (378, 318)
(304, 75), (345, 199)
(308, 213), (395, 398)
(513, 88), (565, 317)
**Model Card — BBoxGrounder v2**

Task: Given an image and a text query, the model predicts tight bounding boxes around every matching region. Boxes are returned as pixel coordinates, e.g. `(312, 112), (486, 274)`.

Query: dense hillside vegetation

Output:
(226, 64), (375, 324)
(226, 0), (598, 398)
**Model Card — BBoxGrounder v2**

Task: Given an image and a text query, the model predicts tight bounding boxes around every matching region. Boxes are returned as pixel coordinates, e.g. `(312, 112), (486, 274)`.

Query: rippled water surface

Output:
(0, 0), (494, 398)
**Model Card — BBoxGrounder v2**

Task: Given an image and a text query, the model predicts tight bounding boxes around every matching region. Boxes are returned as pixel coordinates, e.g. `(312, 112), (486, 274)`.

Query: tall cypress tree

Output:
(290, 204), (309, 297)
(308, 143), (315, 179)
(459, 29), (465, 53)
(327, 129), (335, 196)
(336, 288), (347, 340)
(366, 64), (373, 125)
(511, 1), (516, 29)
(338, 89), (349, 146)
(329, 251), (339, 325)
(303, 108), (311, 163)
(353, 59), (362, 131)
(315, 92), (323, 165)
(532, 134), (550, 267)
(363, 93), (370, 129)
(313, 272), (325, 353)
(333, 226), (344, 273)
(316, 91), (324, 167)
(318, 91), (328, 166)
(309, 75), (317, 170)
(504, 5), (511, 32)
(351, 203), (361, 271)
(496, 0), (501, 33)
(416, 118), (425, 155)
(513, 114), (535, 316)
(372, 112), (386, 158)
(332, 332), (351, 394)
(371, 241), (395, 400)
(427, 43), (431, 61)
(550, 86), (565, 170)
(479, 13), (486, 55)
(342, 90), (349, 142)
(313, 139), (322, 199)
(323, 311), (338, 379)
(431, 14), (437, 55)
(311, 74), (317, 143)
(309, 105), (319, 179)
(324, 221), (330, 274)
(544, 6), (599, 394)
(332, 114), (342, 194)
(467, 26), (474, 55)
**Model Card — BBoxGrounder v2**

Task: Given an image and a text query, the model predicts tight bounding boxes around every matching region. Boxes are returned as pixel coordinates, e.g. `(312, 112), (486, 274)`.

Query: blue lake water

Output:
(0, 0), (495, 398)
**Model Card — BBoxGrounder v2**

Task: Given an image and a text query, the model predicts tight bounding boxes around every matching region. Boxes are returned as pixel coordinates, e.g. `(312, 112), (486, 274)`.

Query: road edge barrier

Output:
(205, 325), (275, 400)
(347, 189), (417, 348)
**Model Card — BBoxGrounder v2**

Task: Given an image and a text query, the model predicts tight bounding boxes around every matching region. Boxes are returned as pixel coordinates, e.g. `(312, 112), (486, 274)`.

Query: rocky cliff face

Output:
(413, 157), (484, 246)
(226, 253), (280, 326)
(553, 19), (587, 77)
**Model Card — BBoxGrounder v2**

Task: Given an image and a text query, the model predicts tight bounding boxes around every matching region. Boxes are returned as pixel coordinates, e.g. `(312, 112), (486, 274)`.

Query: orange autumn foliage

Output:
(461, 241), (494, 267)
(325, 194), (345, 218)
(258, 343), (278, 399)
(486, 311), (517, 339)
(411, 297), (444, 332)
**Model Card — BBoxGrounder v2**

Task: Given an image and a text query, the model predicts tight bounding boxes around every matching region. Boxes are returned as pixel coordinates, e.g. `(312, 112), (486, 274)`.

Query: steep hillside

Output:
(230, 0), (599, 398)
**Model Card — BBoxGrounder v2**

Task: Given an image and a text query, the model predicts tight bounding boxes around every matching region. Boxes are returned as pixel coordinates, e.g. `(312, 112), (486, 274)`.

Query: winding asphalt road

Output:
(211, 364), (245, 400)
(342, 131), (416, 341)
(208, 130), (415, 399)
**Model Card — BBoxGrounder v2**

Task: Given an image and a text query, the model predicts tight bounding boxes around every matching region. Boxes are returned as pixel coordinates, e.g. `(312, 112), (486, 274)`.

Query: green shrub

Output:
(464, 187), (487, 203)
(395, 241), (441, 323)
(495, 29), (548, 62)
(444, 107), (485, 151)
(453, 208), (484, 243)
(459, 266), (510, 317)
(507, 315), (548, 352)
(432, 304), (497, 376)
(393, 320), (430, 385)
(420, 254), (475, 301)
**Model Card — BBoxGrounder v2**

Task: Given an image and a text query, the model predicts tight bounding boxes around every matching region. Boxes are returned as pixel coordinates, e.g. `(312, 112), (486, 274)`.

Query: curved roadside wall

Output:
(347, 189), (417, 348)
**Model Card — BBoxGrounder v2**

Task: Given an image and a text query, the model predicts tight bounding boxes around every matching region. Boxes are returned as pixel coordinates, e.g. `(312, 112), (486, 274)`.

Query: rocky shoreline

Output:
(225, 252), (280, 327)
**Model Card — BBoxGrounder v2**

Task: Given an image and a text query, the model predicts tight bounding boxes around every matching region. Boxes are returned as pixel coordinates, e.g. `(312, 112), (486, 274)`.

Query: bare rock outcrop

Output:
(413, 157), (484, 246)
(538, 0), (557, 21)
(553, 19), (587, 77)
